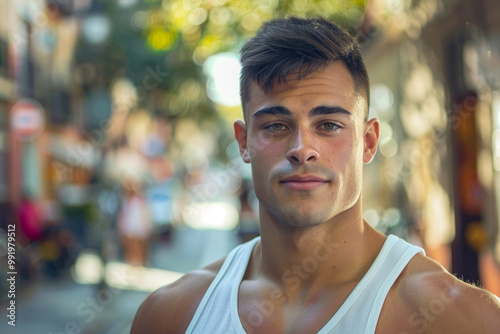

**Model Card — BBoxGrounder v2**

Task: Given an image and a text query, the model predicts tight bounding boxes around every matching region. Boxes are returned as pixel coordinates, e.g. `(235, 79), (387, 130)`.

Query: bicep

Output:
(426, 283), (500, 334)
(477, 290), (500, 333)
(398, 265), (500, 334)
(131, 267), (220, 334)
(131, 288), (176, 334)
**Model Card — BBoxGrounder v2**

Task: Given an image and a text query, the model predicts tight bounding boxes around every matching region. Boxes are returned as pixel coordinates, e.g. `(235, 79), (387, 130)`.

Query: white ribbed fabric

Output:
(185, 235), (424, 334)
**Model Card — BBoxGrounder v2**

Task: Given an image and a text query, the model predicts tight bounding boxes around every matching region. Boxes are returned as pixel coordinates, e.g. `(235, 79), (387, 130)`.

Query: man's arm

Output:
(422, 274), (500, 334)
(398, 254), (500, 334)
(130, 258), (224, 334)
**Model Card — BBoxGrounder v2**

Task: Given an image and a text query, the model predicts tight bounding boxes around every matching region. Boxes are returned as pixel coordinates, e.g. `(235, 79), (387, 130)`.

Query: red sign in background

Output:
(10, 98), (45, 141)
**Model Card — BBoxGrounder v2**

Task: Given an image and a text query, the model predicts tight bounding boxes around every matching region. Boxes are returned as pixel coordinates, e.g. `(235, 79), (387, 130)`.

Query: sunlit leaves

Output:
(145, 0), (366, 62)
(147, 28), (177, 50)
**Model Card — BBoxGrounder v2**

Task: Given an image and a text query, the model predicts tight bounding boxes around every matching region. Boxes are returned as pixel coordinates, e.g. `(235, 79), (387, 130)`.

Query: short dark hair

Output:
(239, 17), (370, 118)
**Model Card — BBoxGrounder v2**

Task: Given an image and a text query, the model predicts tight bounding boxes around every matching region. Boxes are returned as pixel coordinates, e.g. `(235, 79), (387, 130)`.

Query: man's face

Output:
(234, 62), (379, 227)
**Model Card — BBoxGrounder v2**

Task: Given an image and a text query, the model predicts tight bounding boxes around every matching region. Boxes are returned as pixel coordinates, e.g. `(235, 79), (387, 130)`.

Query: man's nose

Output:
(286, 128), (319, 164)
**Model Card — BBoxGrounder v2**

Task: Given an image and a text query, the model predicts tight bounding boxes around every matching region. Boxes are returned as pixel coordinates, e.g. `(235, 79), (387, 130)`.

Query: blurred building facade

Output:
(0, 1), (114, 277)
(0, 0), (16, 226)
(1, 0), (83, 224)
(362, 0), (500, 293)
(3, 0), (183, 253)
(0, 1), (15, 230)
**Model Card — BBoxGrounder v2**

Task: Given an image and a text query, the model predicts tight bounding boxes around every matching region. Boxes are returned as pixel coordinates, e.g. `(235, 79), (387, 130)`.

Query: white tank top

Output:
(186, 234), (424, 334)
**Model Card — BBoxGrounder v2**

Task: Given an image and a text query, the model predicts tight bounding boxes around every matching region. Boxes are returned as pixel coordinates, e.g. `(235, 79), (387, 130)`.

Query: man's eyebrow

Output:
(251, 105), (352, 119)
(252, 106), (292, 118)
(310, 106), (352, 117)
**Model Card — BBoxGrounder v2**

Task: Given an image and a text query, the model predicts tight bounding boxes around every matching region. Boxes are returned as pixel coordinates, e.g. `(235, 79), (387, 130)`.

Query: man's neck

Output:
(253, 202), (386, 303)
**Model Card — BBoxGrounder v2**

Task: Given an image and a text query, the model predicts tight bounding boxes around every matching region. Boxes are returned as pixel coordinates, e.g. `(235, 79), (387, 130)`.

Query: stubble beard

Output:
(261, 192), (337, 229)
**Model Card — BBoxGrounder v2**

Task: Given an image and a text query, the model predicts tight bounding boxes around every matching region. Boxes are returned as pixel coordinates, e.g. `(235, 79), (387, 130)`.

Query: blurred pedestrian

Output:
(17, 192), (44, 245)
(117, 180), (153, 266)
(16, 191), (44, 279)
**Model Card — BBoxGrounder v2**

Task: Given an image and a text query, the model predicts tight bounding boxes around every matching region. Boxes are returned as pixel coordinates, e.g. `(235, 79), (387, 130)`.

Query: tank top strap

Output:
(364, 235), (424, 333)
(318, 234), (424, 334)
(186, 237), (260, 333)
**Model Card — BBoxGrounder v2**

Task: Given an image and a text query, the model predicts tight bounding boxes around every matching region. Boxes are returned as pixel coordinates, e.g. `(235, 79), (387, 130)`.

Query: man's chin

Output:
(274, 207), (331, 228)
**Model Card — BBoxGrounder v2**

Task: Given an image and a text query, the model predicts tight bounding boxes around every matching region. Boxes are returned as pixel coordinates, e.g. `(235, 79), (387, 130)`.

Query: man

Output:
(131, 17), (500, 333)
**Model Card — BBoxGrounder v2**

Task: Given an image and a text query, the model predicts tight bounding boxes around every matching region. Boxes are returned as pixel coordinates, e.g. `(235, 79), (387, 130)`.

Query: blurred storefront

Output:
(0, 0), (16, 227)
(1, 0), (101, 257)
(362, 0), (500, 293)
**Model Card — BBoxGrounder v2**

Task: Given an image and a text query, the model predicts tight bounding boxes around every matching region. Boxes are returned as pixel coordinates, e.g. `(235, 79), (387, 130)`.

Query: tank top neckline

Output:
(228, 235), (400, 333)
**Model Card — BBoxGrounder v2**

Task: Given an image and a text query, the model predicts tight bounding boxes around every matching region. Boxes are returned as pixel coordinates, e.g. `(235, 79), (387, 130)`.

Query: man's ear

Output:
(234, 119), (251, 163)
(363, 118), (380, 163)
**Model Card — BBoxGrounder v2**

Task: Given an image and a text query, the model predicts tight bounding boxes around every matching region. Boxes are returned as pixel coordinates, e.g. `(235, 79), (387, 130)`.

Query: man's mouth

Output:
(279, 174), (329, 191)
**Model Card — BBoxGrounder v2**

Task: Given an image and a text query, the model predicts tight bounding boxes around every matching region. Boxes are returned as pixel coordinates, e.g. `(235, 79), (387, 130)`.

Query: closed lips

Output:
(280, 175), (329, 190)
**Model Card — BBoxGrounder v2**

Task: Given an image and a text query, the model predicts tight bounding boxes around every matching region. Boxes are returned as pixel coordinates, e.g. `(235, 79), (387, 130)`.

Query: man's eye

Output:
(265, 123), (287, 132)
(319, 122), (340, 131)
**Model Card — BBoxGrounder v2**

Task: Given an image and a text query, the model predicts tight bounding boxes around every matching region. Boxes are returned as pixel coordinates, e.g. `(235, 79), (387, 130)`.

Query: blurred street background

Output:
(0, 0), (500, 333)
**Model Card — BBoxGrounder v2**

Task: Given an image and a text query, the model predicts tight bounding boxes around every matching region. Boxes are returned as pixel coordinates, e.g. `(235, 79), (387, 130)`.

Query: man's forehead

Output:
(245, 66), (356, 113)
(251, 62), (354, 94)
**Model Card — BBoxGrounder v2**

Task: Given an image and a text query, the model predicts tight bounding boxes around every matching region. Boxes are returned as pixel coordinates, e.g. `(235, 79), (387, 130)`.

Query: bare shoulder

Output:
(130, 257), (225, 334)
(394, 252), (500, 334)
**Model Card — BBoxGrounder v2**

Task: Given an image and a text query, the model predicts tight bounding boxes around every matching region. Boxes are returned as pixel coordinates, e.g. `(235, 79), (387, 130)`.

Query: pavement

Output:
(1, 228), (242, 334)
